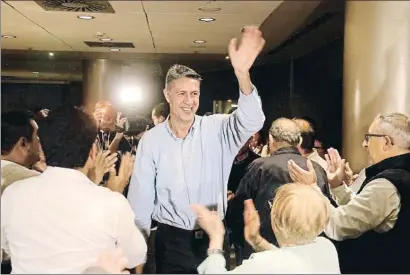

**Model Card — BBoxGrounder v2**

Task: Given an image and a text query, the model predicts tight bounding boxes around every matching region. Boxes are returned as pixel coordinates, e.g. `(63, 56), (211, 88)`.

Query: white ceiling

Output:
(1, 0), (282, 54)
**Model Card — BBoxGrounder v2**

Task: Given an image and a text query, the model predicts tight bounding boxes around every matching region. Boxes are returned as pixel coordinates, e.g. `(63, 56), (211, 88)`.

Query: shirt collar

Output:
(42, 166), (94, 185)
(165, 115), (199, 140)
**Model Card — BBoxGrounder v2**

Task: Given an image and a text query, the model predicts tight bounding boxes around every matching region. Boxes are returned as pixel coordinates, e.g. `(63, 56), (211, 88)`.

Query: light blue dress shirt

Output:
(127, 88), (265, 235)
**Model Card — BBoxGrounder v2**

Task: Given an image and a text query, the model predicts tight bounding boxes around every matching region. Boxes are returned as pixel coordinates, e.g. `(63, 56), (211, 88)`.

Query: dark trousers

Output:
(1, 261), (12, 274)
(155, 223), (229, 274)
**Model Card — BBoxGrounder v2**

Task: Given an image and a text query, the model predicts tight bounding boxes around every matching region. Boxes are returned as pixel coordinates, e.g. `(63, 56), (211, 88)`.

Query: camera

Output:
(123, 116), (152, 136)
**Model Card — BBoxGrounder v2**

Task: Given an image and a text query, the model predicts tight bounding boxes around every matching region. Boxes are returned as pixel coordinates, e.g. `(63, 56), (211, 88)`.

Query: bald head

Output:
(269, 118), (301, 147)
(271, 183), (331, 247)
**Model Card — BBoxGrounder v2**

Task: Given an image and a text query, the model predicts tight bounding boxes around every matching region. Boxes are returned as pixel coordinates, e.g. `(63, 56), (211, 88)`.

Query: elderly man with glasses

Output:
(288, 112), (410, 274)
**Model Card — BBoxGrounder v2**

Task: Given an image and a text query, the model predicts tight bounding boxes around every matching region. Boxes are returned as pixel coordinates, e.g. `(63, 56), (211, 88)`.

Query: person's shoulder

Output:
(138, 123), (166, 144)
(94, 186), (130, 209)
(1, 171), (41, 200)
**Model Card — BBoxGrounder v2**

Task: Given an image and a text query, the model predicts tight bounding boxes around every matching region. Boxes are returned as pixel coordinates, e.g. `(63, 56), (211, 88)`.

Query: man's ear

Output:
(163, 88), (170, 103)
(298, 136), (303, 147)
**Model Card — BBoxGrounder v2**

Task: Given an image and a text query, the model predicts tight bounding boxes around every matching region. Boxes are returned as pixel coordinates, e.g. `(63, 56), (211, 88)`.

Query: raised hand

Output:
(88, 150), (118, 185)
(228, 26), (265, 76)
(345, 162), (359, 186)
(325, 148), (347, 188)
(106, 152), (134, 192)
(287, 159), (317, 186)
(191, 205), (225, 238)
(93, 108), (104, 127)
(116, 112), (127, 130)
(244, 199), (262, 246)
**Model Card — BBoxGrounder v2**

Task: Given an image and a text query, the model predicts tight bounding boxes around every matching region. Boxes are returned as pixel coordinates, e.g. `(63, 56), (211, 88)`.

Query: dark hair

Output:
(38, 106), (97, 169)
(153, 102), (169, 119)
(1, 111), (36, 154)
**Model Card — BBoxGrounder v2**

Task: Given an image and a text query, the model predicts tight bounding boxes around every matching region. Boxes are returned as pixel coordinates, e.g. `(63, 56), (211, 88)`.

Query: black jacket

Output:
(234, 146), (332, 259)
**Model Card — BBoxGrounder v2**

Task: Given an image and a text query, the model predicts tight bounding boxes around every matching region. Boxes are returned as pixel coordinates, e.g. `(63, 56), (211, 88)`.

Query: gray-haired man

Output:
(127, 26), (266, 273)
(233, 118), (331, 259)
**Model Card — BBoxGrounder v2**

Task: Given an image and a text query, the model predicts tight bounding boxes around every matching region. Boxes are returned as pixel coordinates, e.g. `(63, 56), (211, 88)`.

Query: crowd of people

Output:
(2, 25), (410, 274)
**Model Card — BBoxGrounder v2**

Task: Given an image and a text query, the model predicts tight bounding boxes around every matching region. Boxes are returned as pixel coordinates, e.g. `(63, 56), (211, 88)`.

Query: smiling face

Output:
(164, 77), (200, 124)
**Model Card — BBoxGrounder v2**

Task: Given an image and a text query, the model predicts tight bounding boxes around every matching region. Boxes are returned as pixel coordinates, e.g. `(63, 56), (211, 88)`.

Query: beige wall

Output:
(343, 1), (410, 172)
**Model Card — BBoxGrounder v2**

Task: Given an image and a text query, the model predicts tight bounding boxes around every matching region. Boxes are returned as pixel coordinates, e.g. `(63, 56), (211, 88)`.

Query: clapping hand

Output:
(106, 152), (135, 193)
(116, 112), (127, 132)
(287, 159), (317, 186)
(191, 205), (225, 249)
(89, 150), (118, 185)
(244, 199), (262, 246)
(325, 148), (347, 188)
(345, 162), (359, 186)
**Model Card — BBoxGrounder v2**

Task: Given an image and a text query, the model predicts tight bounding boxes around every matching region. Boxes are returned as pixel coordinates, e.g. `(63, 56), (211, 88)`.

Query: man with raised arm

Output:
(127, 26), (266, 273)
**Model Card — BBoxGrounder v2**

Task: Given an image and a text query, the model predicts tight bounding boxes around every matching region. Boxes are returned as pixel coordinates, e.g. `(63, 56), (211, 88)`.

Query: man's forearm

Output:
(235, 71), (253, 95)
(249, 236), (275, 252)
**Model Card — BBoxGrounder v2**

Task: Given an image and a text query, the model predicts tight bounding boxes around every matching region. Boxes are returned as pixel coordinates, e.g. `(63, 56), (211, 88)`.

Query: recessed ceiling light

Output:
(199, 17), (215, 22)
(77, 15), (94, 20)
(109, 48), (121, 52)
(198, 7), (221, 12)
(48, 52), (54, 57)
(193, 40), (206, 44)
(2, 35), (16, 39)
(225, 56), (230, 60)
(100, 38), (113, 42)
(32, 72), (39, 74)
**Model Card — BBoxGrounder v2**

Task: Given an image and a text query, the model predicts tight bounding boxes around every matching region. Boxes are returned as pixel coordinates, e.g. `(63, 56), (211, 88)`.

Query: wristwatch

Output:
(207, 249), (224, 256)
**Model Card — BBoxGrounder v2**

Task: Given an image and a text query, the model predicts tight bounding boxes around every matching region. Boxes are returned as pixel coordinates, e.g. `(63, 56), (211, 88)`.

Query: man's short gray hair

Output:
(269, 118), (301, 147)
(165, 64), (202, 88)
(375, 112), (410, 149)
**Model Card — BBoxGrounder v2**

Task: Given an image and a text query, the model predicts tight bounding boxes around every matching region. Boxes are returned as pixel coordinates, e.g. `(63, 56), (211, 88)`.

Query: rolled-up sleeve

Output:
(221, 87), (265, 156)
(324, 179), (400, 241)
(127, 135), (156, 237)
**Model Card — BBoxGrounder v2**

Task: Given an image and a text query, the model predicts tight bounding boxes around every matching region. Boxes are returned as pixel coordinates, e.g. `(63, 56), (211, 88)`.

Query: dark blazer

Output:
(234, 146), (332, 259)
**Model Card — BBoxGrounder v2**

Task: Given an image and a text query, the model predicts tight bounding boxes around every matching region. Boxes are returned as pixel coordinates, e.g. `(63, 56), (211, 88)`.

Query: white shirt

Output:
(1, 160), (40, 195)
(1, 167), (147, 274)
(198, 237), (340, 274)
(307, 150), (328, 171)
(324, 178), (400, 241)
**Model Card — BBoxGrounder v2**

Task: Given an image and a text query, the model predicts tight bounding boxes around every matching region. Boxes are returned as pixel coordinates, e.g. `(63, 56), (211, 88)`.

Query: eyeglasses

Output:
(364, 133), (387, 143)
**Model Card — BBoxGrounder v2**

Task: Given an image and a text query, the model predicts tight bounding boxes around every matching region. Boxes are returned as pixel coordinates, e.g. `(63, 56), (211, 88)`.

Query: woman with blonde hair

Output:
(192, 183), (340, 274)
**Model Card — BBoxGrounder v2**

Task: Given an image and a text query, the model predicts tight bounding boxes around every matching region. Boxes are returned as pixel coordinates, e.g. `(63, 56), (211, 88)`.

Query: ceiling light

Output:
(100, 38), (113, 42)
(199, 17), (215, 22)
(109, 48), (121, 52)
(77, 15), (94, 20)
(48, 52), (54, 57)
(193, 40), (206, 44)
(225, 55), (230, 60)
(32, 72), (39, 74)
(2, 35), (16, 39)
(198, 7), (221, 12)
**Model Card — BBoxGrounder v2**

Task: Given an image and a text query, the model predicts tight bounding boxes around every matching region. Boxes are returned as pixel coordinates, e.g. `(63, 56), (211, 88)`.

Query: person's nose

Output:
(184, 93), (194, 105)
